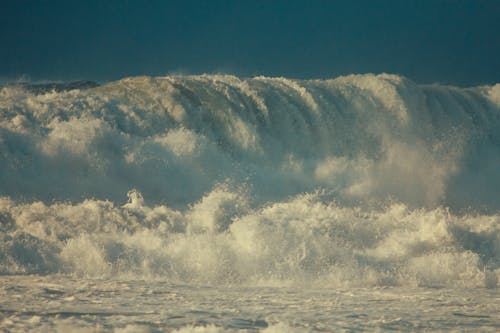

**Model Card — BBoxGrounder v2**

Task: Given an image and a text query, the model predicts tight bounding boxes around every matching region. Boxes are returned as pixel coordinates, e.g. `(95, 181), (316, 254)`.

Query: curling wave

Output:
(0, 73), (499, 286)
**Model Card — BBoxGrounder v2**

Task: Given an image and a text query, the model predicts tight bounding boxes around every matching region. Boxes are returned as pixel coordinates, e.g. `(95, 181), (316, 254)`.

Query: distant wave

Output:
(1, 80), (99, 94)
(0, 74), (499, 285)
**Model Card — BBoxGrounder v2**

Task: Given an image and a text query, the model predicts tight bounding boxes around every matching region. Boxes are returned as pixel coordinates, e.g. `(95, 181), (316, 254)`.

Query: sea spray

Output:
(0, 74), (499, 288)
(1, 74), (499, 210)
(0, 188), (498, 288)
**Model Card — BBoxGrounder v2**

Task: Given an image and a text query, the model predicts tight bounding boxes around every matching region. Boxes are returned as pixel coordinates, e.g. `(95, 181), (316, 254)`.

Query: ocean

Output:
(0, 74), (499, 332)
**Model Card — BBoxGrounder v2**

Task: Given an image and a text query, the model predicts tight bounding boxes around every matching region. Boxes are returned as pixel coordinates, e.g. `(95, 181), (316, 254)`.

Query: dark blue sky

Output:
(1, 0), (499, 85)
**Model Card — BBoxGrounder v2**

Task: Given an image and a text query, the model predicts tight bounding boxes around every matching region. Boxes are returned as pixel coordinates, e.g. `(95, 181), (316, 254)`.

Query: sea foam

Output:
(0, 74), (499, 287)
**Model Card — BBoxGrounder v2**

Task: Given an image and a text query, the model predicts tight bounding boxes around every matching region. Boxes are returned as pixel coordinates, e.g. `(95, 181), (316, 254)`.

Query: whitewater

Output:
(0, 73), (499, 332)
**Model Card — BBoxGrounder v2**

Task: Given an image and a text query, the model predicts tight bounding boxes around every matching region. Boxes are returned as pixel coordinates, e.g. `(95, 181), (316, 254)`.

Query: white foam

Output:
(0, 74), (499, 287)
(0, 188), (498, 288)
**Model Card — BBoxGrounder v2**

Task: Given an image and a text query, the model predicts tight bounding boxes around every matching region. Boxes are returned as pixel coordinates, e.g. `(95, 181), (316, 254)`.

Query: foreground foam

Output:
(0, 189), (498, 288)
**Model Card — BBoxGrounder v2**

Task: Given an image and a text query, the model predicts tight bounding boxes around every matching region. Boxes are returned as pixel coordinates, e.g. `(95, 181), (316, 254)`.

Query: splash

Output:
(0, 74), (499, 287)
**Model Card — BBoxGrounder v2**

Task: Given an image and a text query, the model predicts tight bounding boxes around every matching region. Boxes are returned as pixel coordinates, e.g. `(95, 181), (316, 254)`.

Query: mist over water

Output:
(1, 73), (499, 288)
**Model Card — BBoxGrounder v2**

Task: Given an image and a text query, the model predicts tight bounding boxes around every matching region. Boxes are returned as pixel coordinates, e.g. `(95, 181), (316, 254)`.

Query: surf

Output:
(0, 73), (499, 287)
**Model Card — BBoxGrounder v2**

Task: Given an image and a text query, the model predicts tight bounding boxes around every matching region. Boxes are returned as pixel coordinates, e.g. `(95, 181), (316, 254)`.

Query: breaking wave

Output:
(0, 73), (499, 287)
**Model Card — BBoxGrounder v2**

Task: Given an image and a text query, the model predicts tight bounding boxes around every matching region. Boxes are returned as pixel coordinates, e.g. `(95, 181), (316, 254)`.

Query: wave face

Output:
(0, 74), (499, 287)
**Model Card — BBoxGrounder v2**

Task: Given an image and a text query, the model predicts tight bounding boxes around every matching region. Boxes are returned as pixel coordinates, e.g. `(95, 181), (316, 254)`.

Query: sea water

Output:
(1, 275), (499, 332)
(0, 74), (499, 331)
